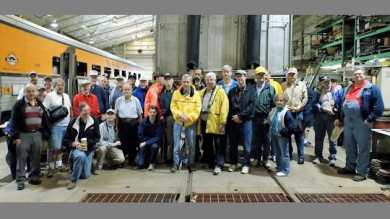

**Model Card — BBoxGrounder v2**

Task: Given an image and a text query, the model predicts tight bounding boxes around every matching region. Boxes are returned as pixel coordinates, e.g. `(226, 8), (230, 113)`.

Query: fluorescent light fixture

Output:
(50, 20), (58, 28)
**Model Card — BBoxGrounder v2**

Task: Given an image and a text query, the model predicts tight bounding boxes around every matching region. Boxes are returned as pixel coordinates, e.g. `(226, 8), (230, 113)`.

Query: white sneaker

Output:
(312, 157), (321, 164)
(148, 163), (156, 171)
(213, 166), (222, 175)
(275, 172), (289, 177)
(228, 164), (236, 172)
(264, 162), (272, 169)
(241, 166), (249, 174)
(329, 160), (336, 167)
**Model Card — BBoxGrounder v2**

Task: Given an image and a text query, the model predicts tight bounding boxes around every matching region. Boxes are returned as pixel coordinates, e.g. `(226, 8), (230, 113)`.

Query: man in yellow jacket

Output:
(198, 72), (229, 175)
(170, 74), (201, 173)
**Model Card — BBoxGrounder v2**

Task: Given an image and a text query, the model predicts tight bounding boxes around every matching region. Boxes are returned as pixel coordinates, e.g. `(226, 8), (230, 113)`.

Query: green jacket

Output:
(254, 82), (276, 116)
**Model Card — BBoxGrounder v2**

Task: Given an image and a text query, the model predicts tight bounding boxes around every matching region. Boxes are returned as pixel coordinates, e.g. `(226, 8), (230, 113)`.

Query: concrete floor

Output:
(0, 129), (387, 202)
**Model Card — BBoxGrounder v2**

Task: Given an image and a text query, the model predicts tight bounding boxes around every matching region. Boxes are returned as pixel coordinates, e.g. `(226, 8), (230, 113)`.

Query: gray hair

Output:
(354, 67), (366, 74)
(53, 78), (65, 88)
(205, 72), (217, 80)
(222, 65), (232, 72)
(181, 73), (192, 81)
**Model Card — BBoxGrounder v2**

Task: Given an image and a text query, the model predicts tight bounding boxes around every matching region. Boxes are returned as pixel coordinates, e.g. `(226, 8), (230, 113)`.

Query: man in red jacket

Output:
(73, 81), (100, 118)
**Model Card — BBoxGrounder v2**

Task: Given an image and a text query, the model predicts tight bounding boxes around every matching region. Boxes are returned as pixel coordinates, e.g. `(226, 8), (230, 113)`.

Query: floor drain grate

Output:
(296, 193), (390, 203)
(191, 193), (290, 203)
(81, 193), (178, 203)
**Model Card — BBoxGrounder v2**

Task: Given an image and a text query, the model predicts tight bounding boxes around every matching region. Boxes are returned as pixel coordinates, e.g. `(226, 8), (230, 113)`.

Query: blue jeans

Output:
(229, 120), (252, 167)
(313, 113), (337, 160)
(49, 125), (67, 150)
(71, 149), (93, 182)
(138, 143), (160, 168)
(173, 122), (196, 166)
(288, 113), (305, 159)
(342, 100), (372, 175)
(272, 134), (290, 174)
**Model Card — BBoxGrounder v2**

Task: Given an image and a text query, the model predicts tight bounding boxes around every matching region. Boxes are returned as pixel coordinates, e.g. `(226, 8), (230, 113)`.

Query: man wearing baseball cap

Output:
(251, 66), (277, 169)
(227, 70), (256, 174)
(93, 109), (125, 174)
(89, 70), (109, 121)
(281, 67), (308, 164)
(109, 76), (125, 109)
(144, 72), (164, 117)
(17, 71), (39, 100)
(312, 74), (343, 167)
(43, 76), (53, 94)
(133, 75), (149, 116)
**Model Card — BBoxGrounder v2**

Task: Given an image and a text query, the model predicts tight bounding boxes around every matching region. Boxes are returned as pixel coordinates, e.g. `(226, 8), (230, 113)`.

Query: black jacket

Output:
(62, 116), (100, 152)
(159, 84), (177, 117)
(228, 84), (256, 121)
(10, 97), (51, 140)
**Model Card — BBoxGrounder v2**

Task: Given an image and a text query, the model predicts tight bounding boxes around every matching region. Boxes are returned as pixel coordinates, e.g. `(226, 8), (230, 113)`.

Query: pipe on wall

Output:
(245, 15), (261, 69)
(186, 15), (201, 70)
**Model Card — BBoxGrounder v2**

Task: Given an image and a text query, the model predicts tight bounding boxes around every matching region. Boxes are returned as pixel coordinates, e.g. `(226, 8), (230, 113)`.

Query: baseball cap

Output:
(80, 80), (91, 86)
(319, 75), (330, 82)
(115, 76), (124, 81)
(255, 66), (267, 74)
(287, 67), (298, 75)
(89, 70), (98, 76)
(106, 109), (116, 114)
(154, 72), (164, 77)
(235, 70), (247, 75)
(29, 71), (37, 77)
(36, 84), (45, 91)
(164, 73), (172, 79)
(139, 75), (148, 81)
(43, 76), (52, 82)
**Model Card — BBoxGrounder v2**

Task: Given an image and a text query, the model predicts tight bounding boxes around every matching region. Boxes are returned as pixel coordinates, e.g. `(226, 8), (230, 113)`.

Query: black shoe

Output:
(17, 184), (24, 191)
(129, 162), (137, 167)
(28, 178), (42, 185)
(337, 168), (355, 175)
(297, 158), (304, 164)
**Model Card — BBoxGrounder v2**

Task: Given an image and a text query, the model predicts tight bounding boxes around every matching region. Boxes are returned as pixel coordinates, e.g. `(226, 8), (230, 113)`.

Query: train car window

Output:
(92, 64), (101, 74)
(121, 70), (126, 77)
(104, 67), (112, 78)
(114, 69), (120, 77)
(52, 56), (60, 75)
(137, 73), (141, 80)
(77, 61), (87, 76)
(128, 71), (131, 79)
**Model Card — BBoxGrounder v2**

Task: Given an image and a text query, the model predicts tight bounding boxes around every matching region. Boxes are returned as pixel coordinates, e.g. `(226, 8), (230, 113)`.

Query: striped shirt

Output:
(24, 98), (43, 132)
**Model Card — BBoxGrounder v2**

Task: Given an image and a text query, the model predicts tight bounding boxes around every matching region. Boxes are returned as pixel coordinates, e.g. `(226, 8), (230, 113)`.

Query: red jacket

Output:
(144, 83), (163, 117)
(72, 92), (100, 118)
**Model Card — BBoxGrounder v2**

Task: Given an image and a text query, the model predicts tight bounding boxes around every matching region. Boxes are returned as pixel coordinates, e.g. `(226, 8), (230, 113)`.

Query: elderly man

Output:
(281, 67), (308, 164)
(99, 76), (112, 108)
(115, 83), (143, 166)
(251, 66), (276, 169)
(227, 70), (256, 174)
(73, 81), (100, 118)
(89, 70), (109, 121)
(10, 83), (51, 190)
(110, 76), (125, 109)
(335, 67), (384, 181)
(93, 109), (125, 175)
(262, 69), (283, 95)
(312, 75), (343, 166)
(17, 71), (39, 100)
(43, 78), (72, 177)
(133, 75), (149, 116)
(198, 72), (229, 175)
(144, 72), (164, 117)
(128, 72), (138, 90)
(193, 67), (206, 91)
(170, 74), (201, 173)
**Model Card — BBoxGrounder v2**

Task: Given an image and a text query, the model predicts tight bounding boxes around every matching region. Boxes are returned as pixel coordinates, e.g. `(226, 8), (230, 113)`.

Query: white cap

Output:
(139, 75), (148, 81)
(89, 70), (98, 76)
(287, 67), (298, 75)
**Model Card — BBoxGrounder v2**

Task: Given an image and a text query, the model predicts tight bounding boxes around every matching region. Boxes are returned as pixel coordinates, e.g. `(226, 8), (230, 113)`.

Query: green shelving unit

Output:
(354, 15), (390, 62)
(309, 16), (354, 67)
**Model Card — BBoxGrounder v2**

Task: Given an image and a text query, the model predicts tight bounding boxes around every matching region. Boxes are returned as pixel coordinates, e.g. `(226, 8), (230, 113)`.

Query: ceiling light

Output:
(87, 33), (90, 36)
(50, 20), (58, 28)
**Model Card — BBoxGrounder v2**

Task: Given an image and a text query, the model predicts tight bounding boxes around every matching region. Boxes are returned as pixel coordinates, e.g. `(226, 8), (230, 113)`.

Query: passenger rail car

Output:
(0, 15), (145, 124)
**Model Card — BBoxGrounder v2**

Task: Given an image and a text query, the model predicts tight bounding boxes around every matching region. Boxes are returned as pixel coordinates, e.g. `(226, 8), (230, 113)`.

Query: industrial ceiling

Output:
(18, 15), (156, 50)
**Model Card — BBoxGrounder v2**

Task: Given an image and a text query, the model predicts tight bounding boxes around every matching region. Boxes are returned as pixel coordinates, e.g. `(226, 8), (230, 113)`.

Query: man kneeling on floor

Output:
(63, 102), (100, 190)
(137, 105), (164, 170)
(92, 109), (125, 175)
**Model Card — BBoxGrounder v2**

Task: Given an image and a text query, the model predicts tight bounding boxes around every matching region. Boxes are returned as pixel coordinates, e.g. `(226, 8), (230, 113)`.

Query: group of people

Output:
(1, 64), (384, 191)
